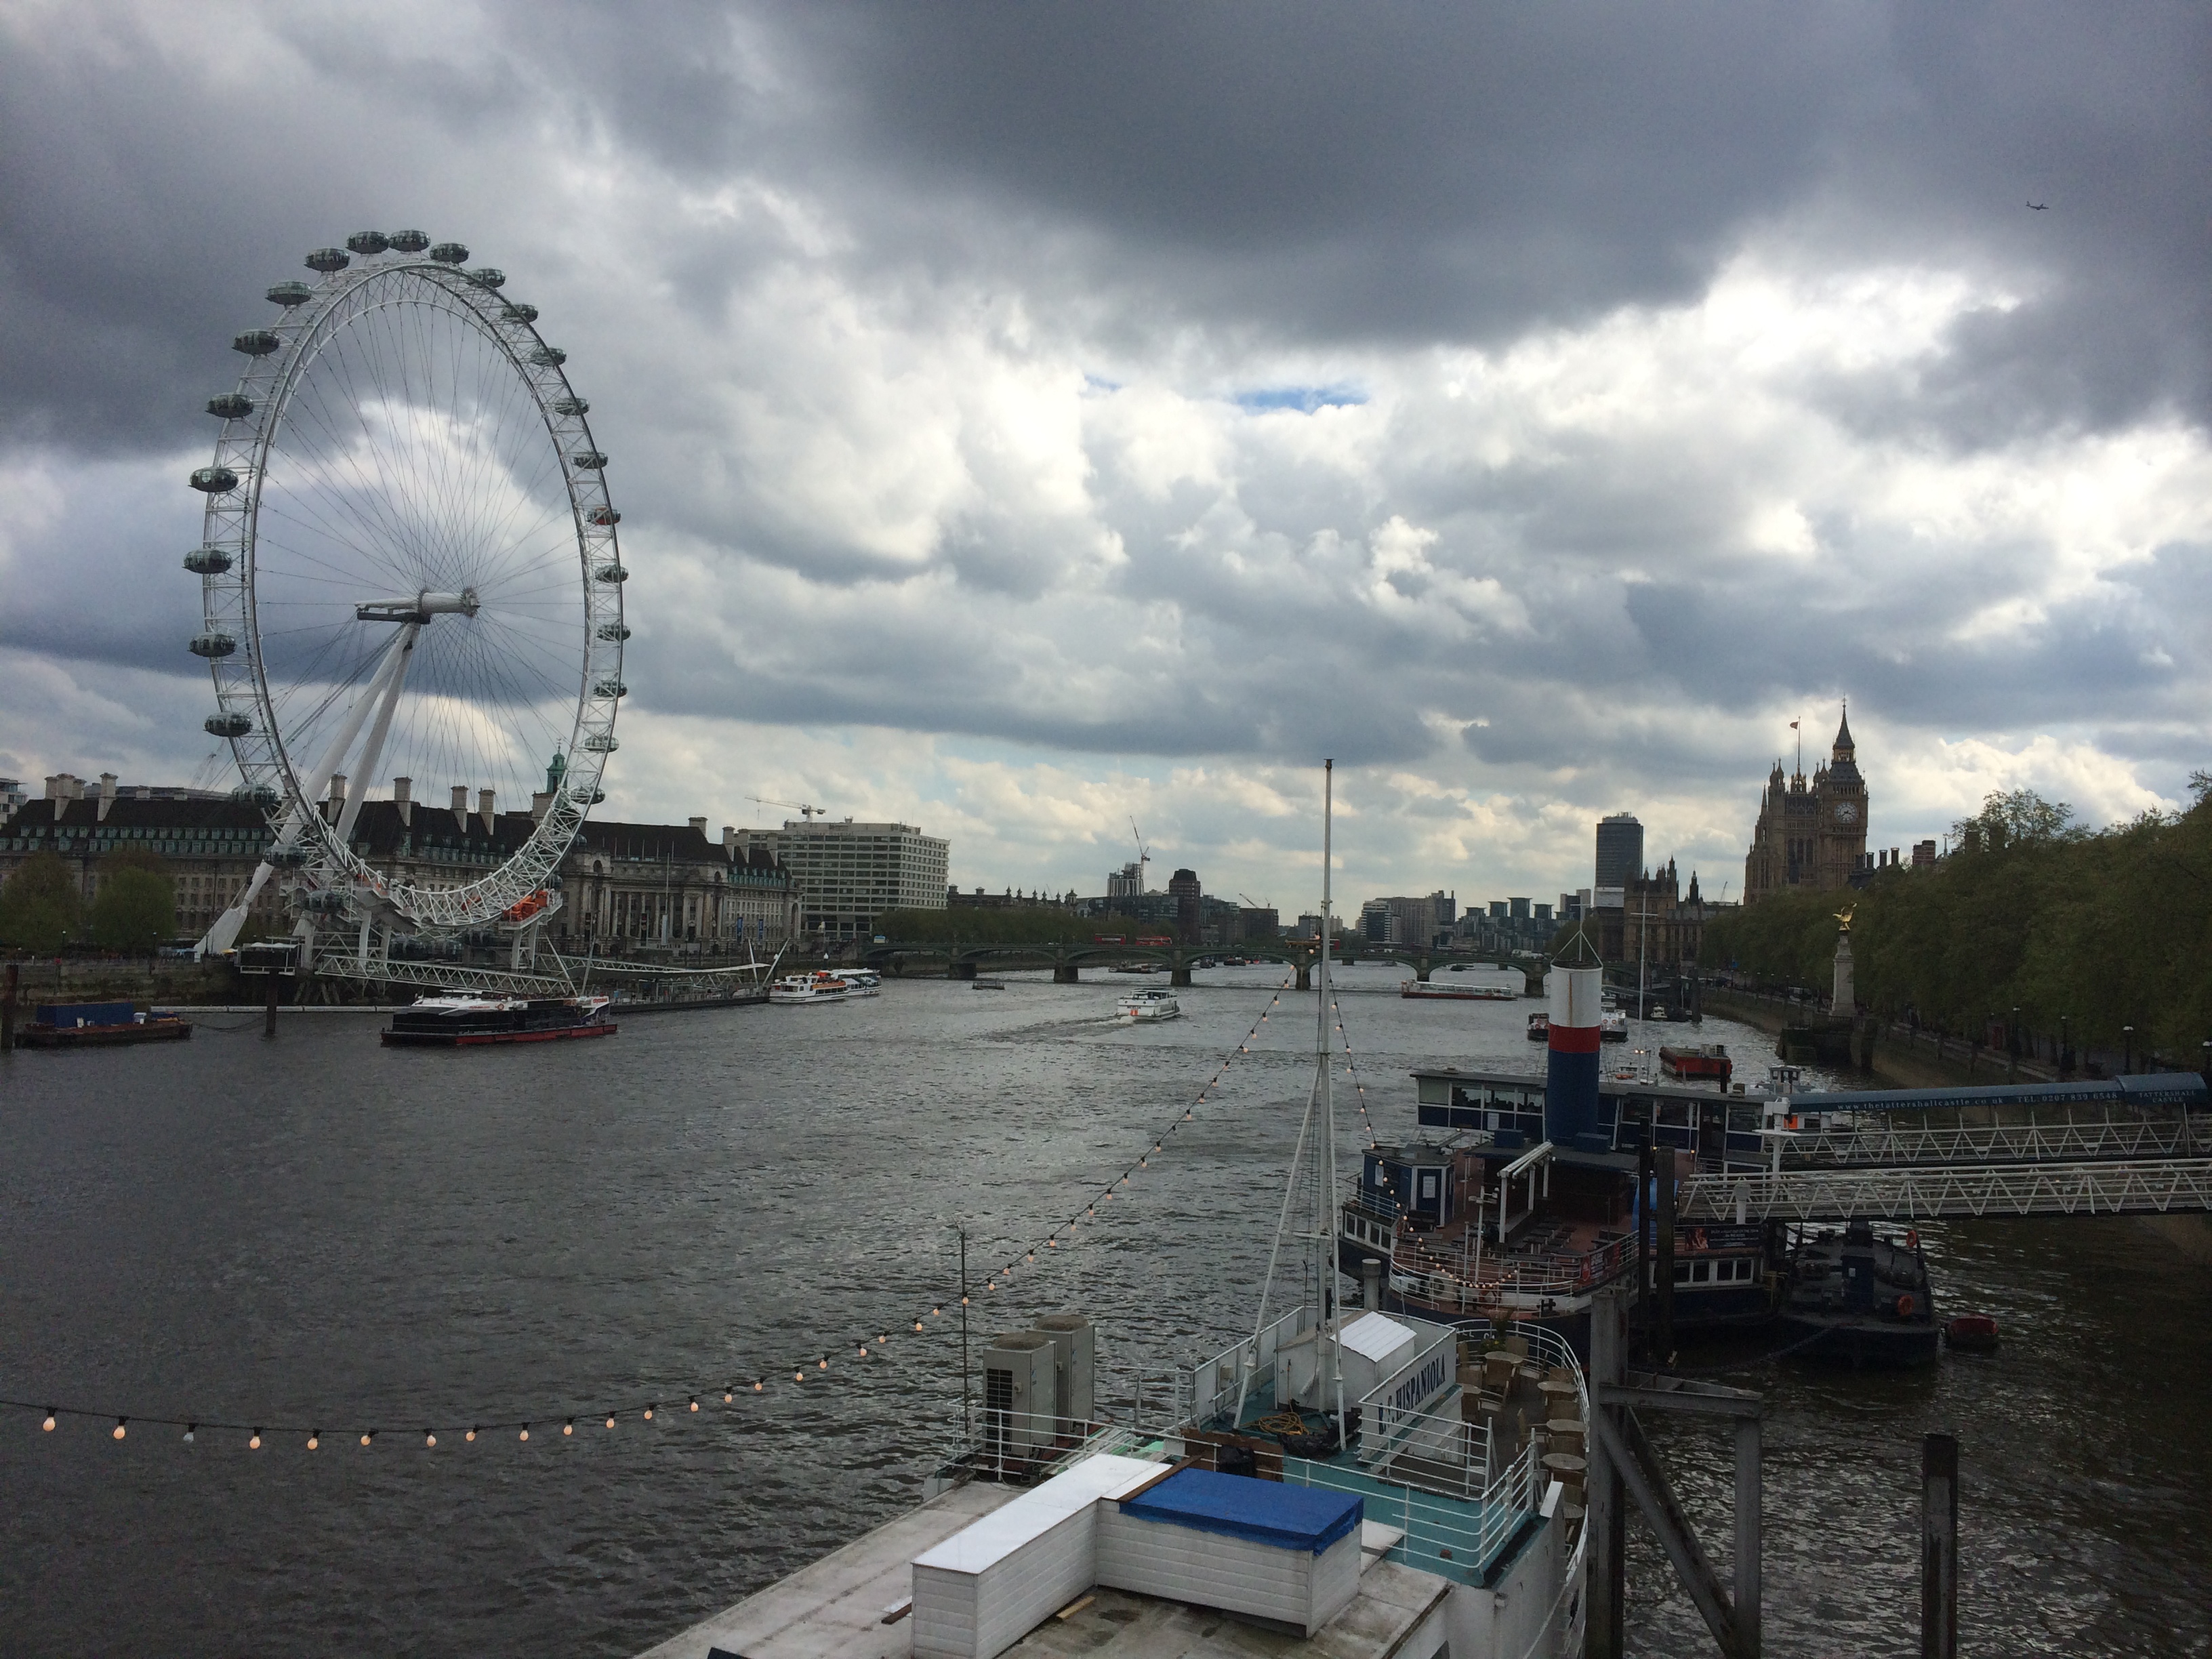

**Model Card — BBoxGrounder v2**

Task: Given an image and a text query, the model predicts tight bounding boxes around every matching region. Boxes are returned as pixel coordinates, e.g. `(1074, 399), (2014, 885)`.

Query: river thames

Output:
(2, 963), (2206, 1656)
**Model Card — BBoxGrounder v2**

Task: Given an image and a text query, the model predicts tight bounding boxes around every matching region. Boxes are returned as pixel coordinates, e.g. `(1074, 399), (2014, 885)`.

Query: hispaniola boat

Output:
(639, 760), (1592, 1659)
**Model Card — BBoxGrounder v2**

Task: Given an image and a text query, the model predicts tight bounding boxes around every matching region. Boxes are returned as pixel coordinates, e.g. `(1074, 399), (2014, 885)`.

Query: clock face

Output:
(1835, 802), (1858, 823)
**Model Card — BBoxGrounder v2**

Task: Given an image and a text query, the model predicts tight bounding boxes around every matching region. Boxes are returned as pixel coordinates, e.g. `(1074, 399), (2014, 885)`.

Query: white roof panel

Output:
(1338, 1312), (1418, 1364)
(912, 1453), (1162, 1576)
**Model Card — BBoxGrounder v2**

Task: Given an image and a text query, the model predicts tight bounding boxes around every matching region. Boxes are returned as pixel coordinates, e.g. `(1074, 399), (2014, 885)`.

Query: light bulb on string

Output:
(251, 1430), (264, 1450)
(878, 1334), (888, 1345)
(724, 1389), (734, 1404)
(819, 1356), (830, 1370)
(564, 1419), (575, 1436)
(360, 1433), (373, 1448)
(795, 1370), (805, 1382)
(914, 1319), (925, 1332)
(41, 1411), (54, 1433)
(112, 1418), (126, 1441)
(690, 1397), (701, 1412)
(182, 1425), (195, 1446)
(424, 1431), (437, 1448)
(306, 1432), (317, 1450)
(644, 1405), (655, 1419)
(754, 1380), (765, 1393)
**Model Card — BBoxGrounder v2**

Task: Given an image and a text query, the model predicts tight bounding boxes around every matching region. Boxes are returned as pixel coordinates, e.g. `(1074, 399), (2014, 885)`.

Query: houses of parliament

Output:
(1744, 706), (1871, 903)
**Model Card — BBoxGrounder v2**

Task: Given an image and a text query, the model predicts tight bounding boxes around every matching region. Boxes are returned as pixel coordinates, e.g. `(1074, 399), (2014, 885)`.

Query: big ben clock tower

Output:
(1743, 703), (1870, 903)
(1811, 705), (1868, 888)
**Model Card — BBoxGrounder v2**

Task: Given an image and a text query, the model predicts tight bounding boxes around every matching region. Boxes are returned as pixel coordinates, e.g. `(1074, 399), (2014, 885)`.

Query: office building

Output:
(1595, 813), (1644, 892)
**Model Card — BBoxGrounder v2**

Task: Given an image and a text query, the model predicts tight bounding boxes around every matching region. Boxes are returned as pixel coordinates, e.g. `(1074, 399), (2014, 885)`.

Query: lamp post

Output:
(2200, 1039), (2210, 1086)
(2009, 1006), (2020, 1081)
(2123, 1025), (2135, 1076)
(2060, 1015), (2071, 1080)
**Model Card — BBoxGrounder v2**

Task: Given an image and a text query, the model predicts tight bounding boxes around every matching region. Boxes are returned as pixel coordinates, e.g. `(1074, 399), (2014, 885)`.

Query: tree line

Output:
(0, 849), (177, 956)
(1701, 785), (2212, 1061)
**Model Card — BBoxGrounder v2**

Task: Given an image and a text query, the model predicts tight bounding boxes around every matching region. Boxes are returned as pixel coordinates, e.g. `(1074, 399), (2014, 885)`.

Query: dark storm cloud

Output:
(787, 3), (2212, 432)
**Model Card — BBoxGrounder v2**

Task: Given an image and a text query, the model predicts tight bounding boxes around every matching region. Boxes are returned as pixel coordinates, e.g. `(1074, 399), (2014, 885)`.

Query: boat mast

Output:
(1318, 760), (1346, 1445)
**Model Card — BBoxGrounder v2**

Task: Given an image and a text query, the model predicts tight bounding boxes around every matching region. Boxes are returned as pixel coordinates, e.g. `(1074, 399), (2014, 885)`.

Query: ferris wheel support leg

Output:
(197, 859), (275, 958)
(334, 625), (419, 848)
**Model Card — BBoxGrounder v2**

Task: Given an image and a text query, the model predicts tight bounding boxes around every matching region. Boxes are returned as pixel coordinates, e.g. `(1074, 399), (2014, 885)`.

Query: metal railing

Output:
(1358, 1329), (1459, 1466)
(1177, 1305), (1312, 1428)
(1286, 1432), (1544, 1577)
(1385, 1230), (1639, 1308)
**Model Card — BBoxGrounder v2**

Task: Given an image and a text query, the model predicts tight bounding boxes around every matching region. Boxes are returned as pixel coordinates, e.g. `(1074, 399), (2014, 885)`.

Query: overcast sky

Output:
(4, 1), (2208, 909)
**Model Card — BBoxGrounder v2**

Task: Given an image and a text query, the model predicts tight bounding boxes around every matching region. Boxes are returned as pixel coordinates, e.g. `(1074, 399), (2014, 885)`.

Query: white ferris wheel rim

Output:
(189, 237), (624, 932)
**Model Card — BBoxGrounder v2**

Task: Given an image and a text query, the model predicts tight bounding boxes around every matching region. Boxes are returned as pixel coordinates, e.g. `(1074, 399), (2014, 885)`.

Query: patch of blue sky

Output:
(1233, 384), (1367, 414)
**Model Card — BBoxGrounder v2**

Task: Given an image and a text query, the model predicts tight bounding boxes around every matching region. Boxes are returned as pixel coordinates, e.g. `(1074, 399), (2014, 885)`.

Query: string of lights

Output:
(1330, 996), (1382, 1149)
(5, 974), (1299, 1453)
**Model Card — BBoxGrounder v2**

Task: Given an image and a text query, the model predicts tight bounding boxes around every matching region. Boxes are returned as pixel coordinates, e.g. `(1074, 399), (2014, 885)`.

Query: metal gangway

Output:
(1683, 1158), (2212, 1223)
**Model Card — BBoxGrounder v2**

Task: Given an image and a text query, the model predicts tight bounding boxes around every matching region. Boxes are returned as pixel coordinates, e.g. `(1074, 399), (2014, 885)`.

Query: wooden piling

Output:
(262, 966), (280, 1038)
(1921, 1433), (1958, 1659)
(1656, 1144), (1677, 1359)
(1584, 1285), (1626, 1659)
(2, 962), (17, 1050)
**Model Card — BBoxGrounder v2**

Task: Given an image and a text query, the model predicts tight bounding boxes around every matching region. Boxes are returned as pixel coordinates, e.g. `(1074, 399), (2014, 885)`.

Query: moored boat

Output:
(380, 993), (614, 1046)
(1600, 1010), (1627, 1042)
(1525, 1010), (1549, 1040)
(13, 1001), (192, 1048)
(1660, 1042), (1730, 1084)
(1776, 1221), (1940, 1367)
(825, 968), (881, 997)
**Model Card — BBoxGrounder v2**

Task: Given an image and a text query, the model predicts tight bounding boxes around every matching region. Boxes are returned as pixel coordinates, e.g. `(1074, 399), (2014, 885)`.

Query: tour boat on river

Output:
(825, 968), (881, 997)
(1116, 987), (1180, 1021)
(380, 994), (614, 1046)
(1399, 979), (1517, 1001)
(769, 971), (854, 1006)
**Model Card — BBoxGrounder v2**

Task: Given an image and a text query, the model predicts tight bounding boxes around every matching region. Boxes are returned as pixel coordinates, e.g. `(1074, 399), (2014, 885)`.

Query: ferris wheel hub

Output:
(352, 588), (481, 623)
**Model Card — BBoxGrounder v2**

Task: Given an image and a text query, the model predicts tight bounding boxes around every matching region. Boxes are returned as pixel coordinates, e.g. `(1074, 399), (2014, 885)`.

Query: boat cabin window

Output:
(1674, 1263), (1692, 1284)
(1657, 1101), (1691, 1128)
(1692, 1261), (1711, 1282)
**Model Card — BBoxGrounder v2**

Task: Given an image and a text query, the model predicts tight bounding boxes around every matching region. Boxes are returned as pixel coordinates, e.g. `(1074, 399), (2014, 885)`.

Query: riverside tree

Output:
(1703, 786), (2212, 1064)
(0, 851), (84, 954)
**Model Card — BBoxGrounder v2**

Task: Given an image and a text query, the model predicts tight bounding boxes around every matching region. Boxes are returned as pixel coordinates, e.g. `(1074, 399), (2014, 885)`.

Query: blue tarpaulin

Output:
(1119, 1469), (1361, 1555)
(33, 1002), (136, 1029)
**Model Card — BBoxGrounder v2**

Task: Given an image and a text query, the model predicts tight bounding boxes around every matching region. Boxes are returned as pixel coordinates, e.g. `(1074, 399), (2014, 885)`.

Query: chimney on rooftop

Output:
(722, 826), (737, 855)
(689, 816), (707, 835)
(135, 785), (151, 801)
(97, 773), (118, 822)
(478, 789), (496, 834)
(450, 785), (469, 827)
(392, 777), (412, 828)
(531, 791), (552, 821)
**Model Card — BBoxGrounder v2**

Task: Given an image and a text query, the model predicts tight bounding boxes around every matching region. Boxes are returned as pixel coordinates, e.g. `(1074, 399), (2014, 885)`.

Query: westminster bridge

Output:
(858, 935), (1546, 991)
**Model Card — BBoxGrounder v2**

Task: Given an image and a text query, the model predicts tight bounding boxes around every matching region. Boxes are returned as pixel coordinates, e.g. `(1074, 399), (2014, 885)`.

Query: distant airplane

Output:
(2027, 201), (2049, 211)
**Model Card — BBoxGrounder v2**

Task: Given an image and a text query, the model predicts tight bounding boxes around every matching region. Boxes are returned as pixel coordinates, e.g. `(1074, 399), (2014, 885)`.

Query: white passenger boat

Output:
(768, 972), (853, 1006)
(825, 968), (881, 997)
(1116, 988), (1181, 1021)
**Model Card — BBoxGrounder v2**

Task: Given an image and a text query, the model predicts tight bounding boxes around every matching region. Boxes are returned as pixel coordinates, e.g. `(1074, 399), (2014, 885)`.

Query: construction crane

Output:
(1128, 817), (1150, 893)
(750, 795), (825, 822)
(1238, 893), (1271, 912)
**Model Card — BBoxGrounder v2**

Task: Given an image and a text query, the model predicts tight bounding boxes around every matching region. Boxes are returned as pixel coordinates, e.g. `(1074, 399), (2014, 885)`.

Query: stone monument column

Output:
(1830, 908), (1855, 1013)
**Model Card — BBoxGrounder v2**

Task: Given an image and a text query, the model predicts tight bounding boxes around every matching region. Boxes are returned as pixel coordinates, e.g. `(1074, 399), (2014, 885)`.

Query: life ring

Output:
(1896, 1292), (1917, 1318)
(1905, 1229), (1920, 1250)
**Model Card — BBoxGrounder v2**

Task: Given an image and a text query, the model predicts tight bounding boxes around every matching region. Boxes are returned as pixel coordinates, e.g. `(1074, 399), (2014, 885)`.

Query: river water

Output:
(1, 963), (2205, 1656)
